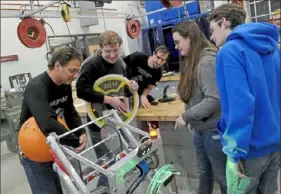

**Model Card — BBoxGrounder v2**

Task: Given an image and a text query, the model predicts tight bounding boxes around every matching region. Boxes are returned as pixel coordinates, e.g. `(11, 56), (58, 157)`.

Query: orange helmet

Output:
(18, 117), (68, 163)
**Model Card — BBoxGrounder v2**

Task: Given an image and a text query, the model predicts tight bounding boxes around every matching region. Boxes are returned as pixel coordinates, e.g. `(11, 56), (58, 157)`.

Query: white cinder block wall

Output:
(1, 1), (251, 90)
(0, 1), (144, 90)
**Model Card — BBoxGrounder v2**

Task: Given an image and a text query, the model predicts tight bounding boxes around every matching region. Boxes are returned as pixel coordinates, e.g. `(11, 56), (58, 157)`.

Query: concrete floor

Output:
(1, 142), (31, 194)
(0, 140), (169, 194)
(1, 135), (281, 194)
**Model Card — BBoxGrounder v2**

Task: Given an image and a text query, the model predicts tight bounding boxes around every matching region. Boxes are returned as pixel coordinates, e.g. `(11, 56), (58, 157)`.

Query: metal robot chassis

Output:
(46, 110), (164, 194)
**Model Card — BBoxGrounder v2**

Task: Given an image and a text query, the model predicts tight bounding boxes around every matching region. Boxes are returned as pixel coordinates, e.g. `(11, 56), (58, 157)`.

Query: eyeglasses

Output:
(66, 67), (80, 74)
(102, 49), (120, 56)
(155, 54), (169, 62)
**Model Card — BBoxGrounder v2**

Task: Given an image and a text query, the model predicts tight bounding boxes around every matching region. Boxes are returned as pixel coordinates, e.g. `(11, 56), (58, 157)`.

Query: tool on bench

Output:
(158, 85), (176, 103)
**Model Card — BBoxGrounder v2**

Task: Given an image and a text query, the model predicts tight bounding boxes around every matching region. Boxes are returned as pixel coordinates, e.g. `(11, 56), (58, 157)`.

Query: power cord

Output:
(39, 18), (56, 36)
(65, 22), (74, 42)
(45, 51), (52, 62)
(36, 1), (56, 36)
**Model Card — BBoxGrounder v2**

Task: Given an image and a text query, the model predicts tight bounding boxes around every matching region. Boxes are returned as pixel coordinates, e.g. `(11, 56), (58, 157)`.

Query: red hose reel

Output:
(17, 17), (47, 48)
(160, 0), (183, 9)
(125, 18), (141, 39)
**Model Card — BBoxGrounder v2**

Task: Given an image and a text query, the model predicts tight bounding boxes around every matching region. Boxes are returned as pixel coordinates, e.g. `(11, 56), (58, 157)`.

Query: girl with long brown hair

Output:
(173, 20), (227, 194)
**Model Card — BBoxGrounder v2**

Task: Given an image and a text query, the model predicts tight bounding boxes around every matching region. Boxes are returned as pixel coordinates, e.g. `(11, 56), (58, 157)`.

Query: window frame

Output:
(250, 0), (274, 22)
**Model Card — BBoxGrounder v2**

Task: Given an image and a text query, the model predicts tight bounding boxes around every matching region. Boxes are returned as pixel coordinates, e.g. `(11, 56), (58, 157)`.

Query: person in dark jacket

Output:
(18, 46), (87, 194)
(173, 20), (227, 194)
(76, 30), (138, 188)
(123, 46), (170, 108)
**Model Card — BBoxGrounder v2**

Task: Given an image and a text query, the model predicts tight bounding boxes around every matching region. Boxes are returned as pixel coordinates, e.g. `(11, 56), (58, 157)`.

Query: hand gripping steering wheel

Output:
(86, 74), (139, 128)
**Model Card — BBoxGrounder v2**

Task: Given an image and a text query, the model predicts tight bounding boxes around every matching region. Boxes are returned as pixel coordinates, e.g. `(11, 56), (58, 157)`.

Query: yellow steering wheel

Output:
(86, 74), (139, 128)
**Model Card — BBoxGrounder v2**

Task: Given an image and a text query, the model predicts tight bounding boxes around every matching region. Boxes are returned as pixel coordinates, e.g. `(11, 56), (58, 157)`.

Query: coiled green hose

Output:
(147, 164), (181, 194)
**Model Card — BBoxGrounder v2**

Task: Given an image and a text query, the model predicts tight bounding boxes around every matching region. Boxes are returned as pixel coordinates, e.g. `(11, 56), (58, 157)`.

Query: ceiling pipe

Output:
(3, 0), (193, 19)
(2, 13), (127, 20)
(0, 3), (117, 11)
(20, 1), (60, 18)
(1, 9), (128, 16)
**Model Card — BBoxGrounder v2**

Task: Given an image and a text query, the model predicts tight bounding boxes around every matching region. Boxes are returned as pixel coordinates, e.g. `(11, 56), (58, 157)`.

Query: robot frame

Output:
(46, 109), (164, 194)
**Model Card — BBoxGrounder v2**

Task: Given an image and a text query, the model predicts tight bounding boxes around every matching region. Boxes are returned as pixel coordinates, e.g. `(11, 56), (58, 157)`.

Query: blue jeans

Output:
(193, 131), (227, 194)
(226, 151), (280, 194)
(19, 153), (63, 194)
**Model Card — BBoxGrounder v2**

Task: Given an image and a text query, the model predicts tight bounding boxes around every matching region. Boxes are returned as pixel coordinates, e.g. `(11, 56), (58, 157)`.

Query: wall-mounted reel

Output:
(60, 2), (72, 22)
(160, 0), (183, 9)
(232, 0), (244, 8)
(86, 74), (139, 128)
(125, 18), (141, 39)
(17, 17), (47, 48)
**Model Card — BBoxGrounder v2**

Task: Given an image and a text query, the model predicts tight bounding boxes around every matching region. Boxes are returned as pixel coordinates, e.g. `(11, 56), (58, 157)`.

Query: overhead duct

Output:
(78, 1), (99, 27)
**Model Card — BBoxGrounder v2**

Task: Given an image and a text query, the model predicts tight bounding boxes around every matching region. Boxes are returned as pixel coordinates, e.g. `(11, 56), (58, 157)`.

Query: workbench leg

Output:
(158, 122), (223, 194)
(158, 121), (200, 194)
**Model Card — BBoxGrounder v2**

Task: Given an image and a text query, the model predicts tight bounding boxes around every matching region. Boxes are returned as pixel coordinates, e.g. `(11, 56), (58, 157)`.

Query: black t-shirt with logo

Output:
(19, 71), (84, 147)
(76, 55), (127, 103)
(123, 52), (162, 95)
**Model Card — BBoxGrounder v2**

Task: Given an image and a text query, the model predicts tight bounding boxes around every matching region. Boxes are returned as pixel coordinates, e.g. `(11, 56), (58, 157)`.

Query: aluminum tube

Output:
(3, 13), (127, 19)
(58, 113), (112, 139)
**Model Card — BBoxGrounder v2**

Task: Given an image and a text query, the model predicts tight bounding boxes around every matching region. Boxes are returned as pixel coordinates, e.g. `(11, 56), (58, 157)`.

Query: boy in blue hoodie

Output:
(208, 4), (280, 194)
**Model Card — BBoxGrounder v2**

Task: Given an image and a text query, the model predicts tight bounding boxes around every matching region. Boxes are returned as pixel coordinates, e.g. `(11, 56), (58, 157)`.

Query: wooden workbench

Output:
(74, 97), (184, 121)
(159, 74), (180, 82)
(136, 98), (184, 121)
(73, 74), (181, 118)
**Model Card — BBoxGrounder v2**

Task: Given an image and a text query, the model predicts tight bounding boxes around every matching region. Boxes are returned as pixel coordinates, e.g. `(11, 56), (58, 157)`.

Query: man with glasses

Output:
(123, 46), (170, 108)
(208, 4), (280, 194)
(18, 46), (87, 194)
